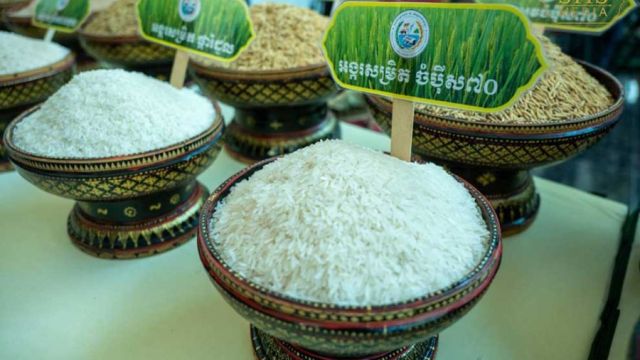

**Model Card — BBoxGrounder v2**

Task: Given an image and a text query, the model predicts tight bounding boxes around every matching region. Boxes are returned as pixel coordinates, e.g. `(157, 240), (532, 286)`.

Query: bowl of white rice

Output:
(0, 31), (74, 171)
(198, 140), (502, 359)
(5, 69), (225, 259)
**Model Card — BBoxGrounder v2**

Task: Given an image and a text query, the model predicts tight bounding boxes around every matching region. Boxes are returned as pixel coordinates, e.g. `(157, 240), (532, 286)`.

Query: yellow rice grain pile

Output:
(417, 37), (614, 124)
(193, 3), (329, 71)
(82, 0), (138, 37)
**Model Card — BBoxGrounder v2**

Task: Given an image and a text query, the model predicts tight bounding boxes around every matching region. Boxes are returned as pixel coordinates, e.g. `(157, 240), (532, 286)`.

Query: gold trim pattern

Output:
(78, 33), (174, 67)
(15, 143), (222, 201)
(69, 183), (207, 259)
(368, 98), (619, 168)
(250, 326), (438, 360)
(0, 54), (75, 110)
(5, 107), (224, 173)
(191, 63), (338, 107)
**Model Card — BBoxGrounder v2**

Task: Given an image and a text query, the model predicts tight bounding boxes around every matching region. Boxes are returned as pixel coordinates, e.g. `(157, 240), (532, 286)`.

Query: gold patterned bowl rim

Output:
(4, 101), (224, 174)
(189, 60), (331, 82)
(77, 29), (147, 45)
(0, 52), (75, 86)
(198, 157), (502, 324)
(367, 60), (624, 137)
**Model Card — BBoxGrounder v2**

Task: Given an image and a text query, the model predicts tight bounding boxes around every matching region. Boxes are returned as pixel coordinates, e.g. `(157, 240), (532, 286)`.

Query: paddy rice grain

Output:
(0, 31), (69, 75)
(193, 3), (329, 71)
(211, 140), (490, 306)
(417, 37), (614, 124)
(82, 0), (138, 37)
(13, 69), (214, 158)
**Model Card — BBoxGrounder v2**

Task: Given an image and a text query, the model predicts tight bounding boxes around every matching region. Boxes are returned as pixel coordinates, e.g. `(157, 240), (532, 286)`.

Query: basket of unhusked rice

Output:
(77, 0), (174, 70)
(366, 36), (624, 236)
(4, 69), (225, 259)
(2, 0), (115, 44)
(0, 31), (74, 172)
(197, 140), (502, 360)
(190, 3), (339, 164)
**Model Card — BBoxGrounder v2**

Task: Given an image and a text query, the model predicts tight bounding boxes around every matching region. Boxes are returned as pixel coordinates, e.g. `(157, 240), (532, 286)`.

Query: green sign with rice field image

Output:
(33, 0), (90, 32)
(137, 0), (255, 62)
(323, 2), (549, 113)
(475, 0), (637, 34)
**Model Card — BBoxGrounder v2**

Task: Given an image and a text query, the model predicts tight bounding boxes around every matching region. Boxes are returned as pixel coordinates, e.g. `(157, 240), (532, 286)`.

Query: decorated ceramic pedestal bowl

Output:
(78, 30), (175, 79)
(4, 104), (225, 259)
(366, 61), (624, 236)
(0, 53), (75, 172)
(190, 63), (341, 163)
(0, 0), (27, 25)
(197, 159), (502, 359)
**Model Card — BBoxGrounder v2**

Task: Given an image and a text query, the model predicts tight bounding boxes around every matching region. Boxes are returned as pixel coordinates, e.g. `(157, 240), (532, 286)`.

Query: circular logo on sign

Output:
(178, 0), (201, 22)
(390, 11), (429, 58)
(56, 0), (70, 11)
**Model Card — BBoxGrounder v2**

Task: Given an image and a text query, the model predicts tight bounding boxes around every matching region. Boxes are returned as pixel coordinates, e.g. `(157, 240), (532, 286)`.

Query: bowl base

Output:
(250, 326), (438, 360)
(471, 168), (540, 237)
(68, 182), (209, 259)
(224, 105), (341, 164)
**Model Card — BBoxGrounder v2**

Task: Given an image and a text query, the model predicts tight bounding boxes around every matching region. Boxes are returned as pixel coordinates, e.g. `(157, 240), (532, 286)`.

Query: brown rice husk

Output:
(416, 36), (614, 124)
(192, 3), (329, 71)
(82, 0), (138, 37)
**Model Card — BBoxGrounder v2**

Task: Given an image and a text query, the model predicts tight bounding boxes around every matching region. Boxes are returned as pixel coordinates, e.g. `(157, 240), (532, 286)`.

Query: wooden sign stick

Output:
(44, 28), (56, 42)
(169, 50), (190, 89)
(390, 98), (415, 162)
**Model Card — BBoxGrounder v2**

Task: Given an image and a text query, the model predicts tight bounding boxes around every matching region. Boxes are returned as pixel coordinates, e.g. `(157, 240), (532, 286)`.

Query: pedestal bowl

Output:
(5, 103), (225, 259)
(0, 0), (27, 22)
(190, 63), (340, 163)
(0, 53), (75, 172)
(366, 61), (624, 236)
(198, 159), (502, 359)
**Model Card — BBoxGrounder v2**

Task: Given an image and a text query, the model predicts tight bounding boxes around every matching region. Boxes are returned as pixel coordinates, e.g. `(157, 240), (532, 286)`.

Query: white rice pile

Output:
(0, 31), (69, 75)
(13, 69), (215, 158)
(211, 140), (490, 306)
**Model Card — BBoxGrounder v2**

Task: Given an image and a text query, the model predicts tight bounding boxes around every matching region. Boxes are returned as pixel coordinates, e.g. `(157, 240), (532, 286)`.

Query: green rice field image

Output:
(34, 0), (90, 32)
(137, 0), (254, 61)
(323, 3), (548, 112)
(475, 0), (637, 33)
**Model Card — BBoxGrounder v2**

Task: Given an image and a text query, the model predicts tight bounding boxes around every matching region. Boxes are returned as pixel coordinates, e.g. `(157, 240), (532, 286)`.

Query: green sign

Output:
(137, 0), (255, 62)
(323, 2), (548, 113)
(476, 0), (637, 33)
(33, 0), (90, 33)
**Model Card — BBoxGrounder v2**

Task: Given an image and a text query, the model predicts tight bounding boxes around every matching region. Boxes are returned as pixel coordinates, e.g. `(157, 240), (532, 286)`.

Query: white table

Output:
(0, 122), (631, 359)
